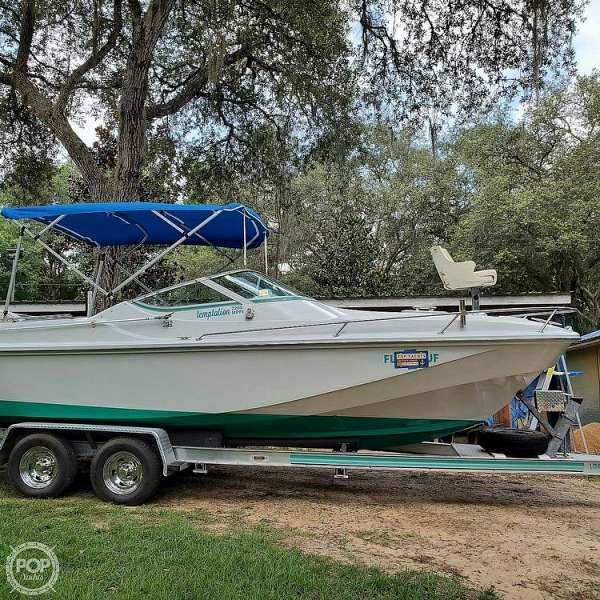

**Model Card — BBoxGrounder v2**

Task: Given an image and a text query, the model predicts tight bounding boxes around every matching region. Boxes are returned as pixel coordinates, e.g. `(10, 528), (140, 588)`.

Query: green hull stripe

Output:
(0, 400), (476, 449)
(290, 453), (591, 473)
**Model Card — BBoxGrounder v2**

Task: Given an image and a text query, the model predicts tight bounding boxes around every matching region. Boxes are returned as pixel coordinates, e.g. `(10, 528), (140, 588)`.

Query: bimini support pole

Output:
(88, 257), (105, 316)
(22, 226), (109, 296)
(263, 235), (268, 274)
(243, 210), (247, 267)
(111, 209), (224, 296)
(3, 226), (24, 319)
(153, 210), (239, 271)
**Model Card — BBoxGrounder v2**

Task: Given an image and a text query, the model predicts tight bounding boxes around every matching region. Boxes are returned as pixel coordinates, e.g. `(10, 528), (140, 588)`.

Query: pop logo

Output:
(6, 542), (59, 596)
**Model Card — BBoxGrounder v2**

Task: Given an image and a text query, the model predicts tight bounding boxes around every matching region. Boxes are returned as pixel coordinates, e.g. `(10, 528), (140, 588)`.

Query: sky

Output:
(72, 1), (600, 146)
(574, 0), (600, 74)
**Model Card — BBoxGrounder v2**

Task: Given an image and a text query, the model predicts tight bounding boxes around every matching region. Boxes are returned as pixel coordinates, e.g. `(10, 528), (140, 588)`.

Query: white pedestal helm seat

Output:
(430, 246), (497, 309)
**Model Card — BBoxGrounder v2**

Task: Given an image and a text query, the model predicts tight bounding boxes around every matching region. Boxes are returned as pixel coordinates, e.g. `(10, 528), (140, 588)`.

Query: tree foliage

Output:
(0, 162), (81, 300)
(0, 0), (584, 196)
(355, 0), (583, 151)
(453, 75), (600, 329)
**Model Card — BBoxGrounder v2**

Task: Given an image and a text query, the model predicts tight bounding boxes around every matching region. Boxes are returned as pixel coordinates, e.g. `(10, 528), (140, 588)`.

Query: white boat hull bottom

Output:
(0, 339), (567, 449)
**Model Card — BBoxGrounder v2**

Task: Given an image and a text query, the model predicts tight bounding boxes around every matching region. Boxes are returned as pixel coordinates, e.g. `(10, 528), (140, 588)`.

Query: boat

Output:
(0, 203), (579, 450)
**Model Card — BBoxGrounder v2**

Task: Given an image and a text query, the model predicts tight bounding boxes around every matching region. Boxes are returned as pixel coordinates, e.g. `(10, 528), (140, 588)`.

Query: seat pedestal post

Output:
(470, 287), (481, 311)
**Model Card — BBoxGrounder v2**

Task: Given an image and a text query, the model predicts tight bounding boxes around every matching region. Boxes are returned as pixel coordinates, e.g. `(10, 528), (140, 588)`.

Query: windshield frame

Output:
(132, 269), (304, 308)
(210, 270), (303, 301)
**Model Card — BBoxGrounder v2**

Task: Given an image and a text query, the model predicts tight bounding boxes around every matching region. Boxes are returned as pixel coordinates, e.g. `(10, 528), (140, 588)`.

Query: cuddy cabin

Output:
(0, 270), (347, 348)
(0, 269), (579, 349)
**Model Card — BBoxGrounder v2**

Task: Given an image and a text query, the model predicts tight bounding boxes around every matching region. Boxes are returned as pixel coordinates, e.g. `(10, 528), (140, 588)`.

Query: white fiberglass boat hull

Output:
(0, 270), (578, 449)
(0, 333), (571, 449)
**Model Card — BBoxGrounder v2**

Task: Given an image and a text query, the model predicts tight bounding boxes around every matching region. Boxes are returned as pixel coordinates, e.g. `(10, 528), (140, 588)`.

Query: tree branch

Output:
(146, 66), (209, 119)
(7, 0), (109, 193)
(146, 46), (249, 120)
(127, 0), (142, 28)
(0, 0), (20, 20)
(56, 0), (123, 112)
(13, 76), (108, 189)
(142, 0), (174, 50)
(15, 0), (34, 72)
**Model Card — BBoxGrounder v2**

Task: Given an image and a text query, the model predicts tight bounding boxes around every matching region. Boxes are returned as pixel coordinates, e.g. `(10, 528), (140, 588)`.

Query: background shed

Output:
(568, 331), (600, 424)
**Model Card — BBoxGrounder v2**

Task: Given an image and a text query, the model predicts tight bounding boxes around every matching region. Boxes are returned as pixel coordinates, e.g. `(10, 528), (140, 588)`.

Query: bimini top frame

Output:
(1, 202), (270, 318)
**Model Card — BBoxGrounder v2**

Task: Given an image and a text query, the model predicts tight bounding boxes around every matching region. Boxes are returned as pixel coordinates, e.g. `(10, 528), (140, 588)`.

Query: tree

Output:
(0, 219), (44, 302)
(300, 209), (390, 297)
(356, 0), (583, 150)
(453, 74), (600, 331)
(0, 161), (80, 300)
(0, 1), (590, 313)
(277, 126), (468, 296)
(0, 0), (351, 198)
(0, 0), (353, 298)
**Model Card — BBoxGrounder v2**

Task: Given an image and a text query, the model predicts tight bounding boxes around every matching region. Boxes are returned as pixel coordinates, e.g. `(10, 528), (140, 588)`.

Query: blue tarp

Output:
(0, 202), (269, 249)
(485, 377), (538, 428)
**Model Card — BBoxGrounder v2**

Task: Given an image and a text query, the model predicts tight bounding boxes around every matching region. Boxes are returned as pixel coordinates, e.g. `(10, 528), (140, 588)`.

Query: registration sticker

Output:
(393, 349), (429, 370)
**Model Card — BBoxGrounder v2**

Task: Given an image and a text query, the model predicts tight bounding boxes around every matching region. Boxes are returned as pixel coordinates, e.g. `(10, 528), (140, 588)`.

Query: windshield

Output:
(135, 270), (301, 308)
(211, 271), (300, 300)
(137, 282), (233, 307)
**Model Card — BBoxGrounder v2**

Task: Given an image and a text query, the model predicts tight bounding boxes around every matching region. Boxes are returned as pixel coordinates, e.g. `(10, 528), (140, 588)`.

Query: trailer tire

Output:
(90, 437), (162, 505)
(8, 433), (78, 498)
(478, 427), (549, 458)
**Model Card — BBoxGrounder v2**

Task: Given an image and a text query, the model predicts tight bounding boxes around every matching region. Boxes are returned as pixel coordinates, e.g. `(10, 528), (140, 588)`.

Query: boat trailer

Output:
(1, 421), (599, 506)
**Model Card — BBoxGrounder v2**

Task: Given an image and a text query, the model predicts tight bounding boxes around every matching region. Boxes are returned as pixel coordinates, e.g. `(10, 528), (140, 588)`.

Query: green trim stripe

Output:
(290, 453), (594, 473)
(133, 300), (240, 312)
(251, 296), (305, 304)
(132, 295), (305, 312)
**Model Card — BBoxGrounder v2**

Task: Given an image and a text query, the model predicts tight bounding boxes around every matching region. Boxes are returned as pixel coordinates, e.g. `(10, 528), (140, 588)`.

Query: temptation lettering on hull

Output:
(197, 305), (243, 320)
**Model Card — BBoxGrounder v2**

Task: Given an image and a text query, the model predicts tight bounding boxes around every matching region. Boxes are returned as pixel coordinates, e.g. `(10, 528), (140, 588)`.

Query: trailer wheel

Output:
(90, 437), (162, 505)
(478, 427), (550, 458)
(8, 433), (78, 498)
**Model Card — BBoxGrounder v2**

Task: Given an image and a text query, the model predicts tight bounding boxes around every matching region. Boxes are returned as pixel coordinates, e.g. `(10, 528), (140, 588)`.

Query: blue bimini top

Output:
(0, 202), (269, 249)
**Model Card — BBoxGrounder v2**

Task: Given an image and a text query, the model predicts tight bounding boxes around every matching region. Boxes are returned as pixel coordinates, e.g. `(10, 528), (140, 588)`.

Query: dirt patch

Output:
(574, 423), (600, 454)
(156, 466), (600, 600)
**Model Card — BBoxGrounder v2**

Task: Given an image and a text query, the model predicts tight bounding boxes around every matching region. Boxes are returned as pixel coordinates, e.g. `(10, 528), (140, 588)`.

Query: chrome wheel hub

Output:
(103, 452), (143, 495)
(19, 447), (58, 489)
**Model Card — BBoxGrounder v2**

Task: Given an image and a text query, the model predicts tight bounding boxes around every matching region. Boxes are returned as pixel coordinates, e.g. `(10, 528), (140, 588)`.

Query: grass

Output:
(0, 470), (500, 600)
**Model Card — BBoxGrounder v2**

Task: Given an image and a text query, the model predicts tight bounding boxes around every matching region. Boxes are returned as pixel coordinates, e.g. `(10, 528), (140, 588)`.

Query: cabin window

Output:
(141, 283), (232, 307)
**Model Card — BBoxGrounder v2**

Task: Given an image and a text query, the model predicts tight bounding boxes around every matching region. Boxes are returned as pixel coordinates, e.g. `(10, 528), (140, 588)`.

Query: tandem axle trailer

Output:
(1, 421), (599, 505)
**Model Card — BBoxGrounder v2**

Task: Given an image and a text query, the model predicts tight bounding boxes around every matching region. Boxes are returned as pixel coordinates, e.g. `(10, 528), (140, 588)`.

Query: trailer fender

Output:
(0, 422), (184, 476)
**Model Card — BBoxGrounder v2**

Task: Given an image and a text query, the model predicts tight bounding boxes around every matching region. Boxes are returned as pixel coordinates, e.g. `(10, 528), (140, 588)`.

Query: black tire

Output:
(478, 427), (549, 458)
(8, 433), (78, 498)
(90, 437), (162, 505)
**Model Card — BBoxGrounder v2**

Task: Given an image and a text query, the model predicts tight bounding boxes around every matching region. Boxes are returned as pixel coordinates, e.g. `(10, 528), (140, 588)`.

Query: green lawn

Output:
(0, 470), (499, 600)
